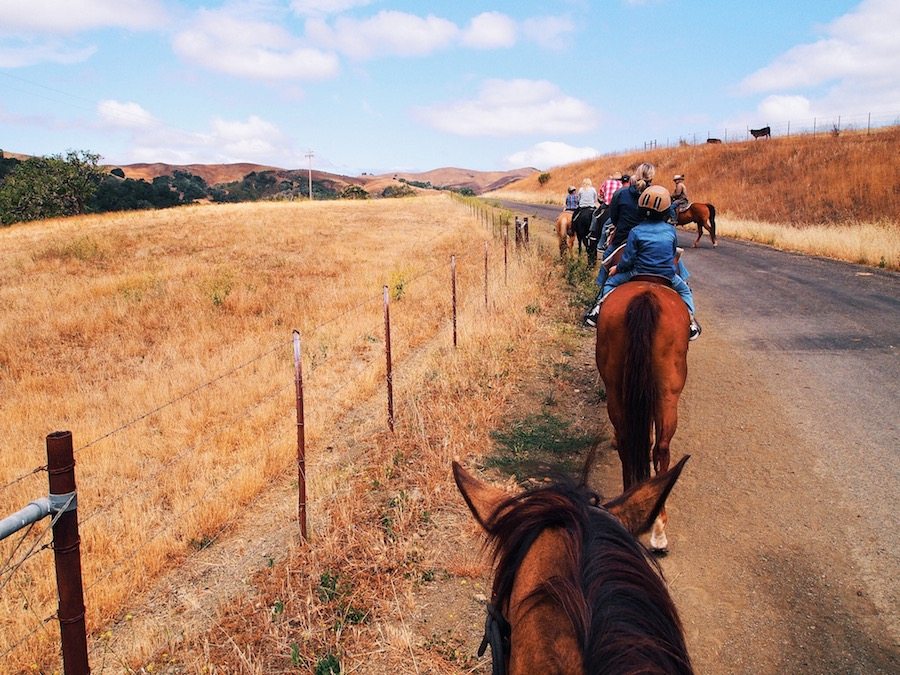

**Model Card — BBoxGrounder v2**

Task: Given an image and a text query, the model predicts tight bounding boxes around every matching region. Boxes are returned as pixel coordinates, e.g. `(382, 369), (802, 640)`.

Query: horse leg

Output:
(692, 218), (703, 248)
(649, 397), (679, 552)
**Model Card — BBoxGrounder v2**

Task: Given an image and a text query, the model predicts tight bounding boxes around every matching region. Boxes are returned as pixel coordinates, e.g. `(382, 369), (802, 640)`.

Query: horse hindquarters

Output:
(621, 292), (659, 487)
(598, 286), (689, 552)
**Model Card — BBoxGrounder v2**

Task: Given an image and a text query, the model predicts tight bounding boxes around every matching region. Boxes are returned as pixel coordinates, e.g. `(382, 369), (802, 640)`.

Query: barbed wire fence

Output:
(0, 196), (527, 672)
(624, 110), (900, 152)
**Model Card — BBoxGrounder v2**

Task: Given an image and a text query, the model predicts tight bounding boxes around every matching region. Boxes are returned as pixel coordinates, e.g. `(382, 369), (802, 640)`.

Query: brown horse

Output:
(596, 281), (690, 552)
(454, 458), (692, 674)
(555, 210), (576, 257)
(676, 202), (717, 248)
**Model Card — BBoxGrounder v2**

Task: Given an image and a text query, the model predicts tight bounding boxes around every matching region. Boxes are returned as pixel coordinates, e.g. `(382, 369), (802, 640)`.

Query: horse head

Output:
(453, 459), (692, 674)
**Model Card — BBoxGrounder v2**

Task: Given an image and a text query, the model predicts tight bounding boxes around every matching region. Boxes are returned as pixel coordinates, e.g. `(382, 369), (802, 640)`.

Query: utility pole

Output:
(305, 149), (314, 200)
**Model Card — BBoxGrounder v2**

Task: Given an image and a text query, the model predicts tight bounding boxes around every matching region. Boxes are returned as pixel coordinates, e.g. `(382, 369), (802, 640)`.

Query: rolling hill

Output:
(116, 161), (536, 196)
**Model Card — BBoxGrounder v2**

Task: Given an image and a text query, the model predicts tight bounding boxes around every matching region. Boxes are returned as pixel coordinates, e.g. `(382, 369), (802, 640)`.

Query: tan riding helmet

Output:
(638, 184), (672, 214)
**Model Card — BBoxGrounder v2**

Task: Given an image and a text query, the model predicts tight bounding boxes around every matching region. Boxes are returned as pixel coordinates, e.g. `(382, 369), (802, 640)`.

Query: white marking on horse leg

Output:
(649, 515), (668, 552)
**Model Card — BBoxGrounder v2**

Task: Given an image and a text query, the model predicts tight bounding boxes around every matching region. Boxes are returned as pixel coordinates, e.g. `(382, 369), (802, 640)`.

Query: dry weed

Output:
(0, 194), (547, 670)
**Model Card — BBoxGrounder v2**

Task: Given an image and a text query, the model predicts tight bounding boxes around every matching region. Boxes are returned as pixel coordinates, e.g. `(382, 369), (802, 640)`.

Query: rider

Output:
(564, 185), (578, 236)
(583, 162), (656, 326)
(574, 177), (599, 246)
(598, 185), (701, 340)
(587, 172), (624, 262)
(565, 186), (579, 212)
(669, 174), (688, 224)
(600, 171), (623, 207)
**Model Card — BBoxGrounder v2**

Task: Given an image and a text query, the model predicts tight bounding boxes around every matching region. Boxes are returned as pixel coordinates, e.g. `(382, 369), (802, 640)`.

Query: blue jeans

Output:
(601, 271), (695, 314)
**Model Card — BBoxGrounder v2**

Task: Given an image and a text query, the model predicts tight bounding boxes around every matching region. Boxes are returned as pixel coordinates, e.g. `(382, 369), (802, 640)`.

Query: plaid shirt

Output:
(601, 179), (622, 205)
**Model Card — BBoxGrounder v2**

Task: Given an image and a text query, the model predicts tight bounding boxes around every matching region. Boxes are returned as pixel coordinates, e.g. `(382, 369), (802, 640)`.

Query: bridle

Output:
(478, 602), (511, 675)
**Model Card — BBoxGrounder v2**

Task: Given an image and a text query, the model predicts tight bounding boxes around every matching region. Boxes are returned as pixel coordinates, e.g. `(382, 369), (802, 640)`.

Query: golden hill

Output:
(496, 126), (900, 225)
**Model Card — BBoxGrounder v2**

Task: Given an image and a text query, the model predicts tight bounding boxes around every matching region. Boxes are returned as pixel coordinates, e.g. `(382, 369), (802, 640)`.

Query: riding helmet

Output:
(638, 185), (672, 214)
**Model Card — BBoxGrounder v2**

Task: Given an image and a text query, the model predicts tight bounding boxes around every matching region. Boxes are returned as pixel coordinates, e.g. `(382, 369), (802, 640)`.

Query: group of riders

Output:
(565, 163), (701, 341)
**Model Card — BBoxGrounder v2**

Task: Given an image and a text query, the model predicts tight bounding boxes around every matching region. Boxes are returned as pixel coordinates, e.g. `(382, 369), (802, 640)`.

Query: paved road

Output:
(501, 199), (900, 673)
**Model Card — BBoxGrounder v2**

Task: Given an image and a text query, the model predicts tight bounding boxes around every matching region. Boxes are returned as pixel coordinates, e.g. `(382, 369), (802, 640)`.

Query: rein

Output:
(478, 602), (511, 675)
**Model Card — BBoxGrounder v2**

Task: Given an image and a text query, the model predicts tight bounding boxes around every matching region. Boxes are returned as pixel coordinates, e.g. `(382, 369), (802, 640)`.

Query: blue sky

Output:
(2, 0), (898, 175)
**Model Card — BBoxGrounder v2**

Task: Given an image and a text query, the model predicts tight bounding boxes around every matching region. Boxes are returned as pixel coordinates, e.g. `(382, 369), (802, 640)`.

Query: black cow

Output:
(750, 126), (771, 139)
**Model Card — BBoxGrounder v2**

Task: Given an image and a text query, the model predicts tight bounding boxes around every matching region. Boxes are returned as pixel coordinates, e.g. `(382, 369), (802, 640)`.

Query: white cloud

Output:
(305, 11), (459, 59)
(173, 9), (339, 80)
(0, 41), (95, 67)
(757, 95), (813, 122)
(461, 12), (517, 49)
(0, 0), (166, 34)
(505, 141), (598, 170)
(97, 100), (159, 129)
(740, 0), (900, 103)
(520, 16), (574, 50)
(115, 111), (295, 166)
(291, 0), (373, 17)
(416, 79), (599, 136)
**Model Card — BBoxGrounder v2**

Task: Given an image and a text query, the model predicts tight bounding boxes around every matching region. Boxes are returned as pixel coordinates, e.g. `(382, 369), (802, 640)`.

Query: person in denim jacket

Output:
(601, 185), (702, 340)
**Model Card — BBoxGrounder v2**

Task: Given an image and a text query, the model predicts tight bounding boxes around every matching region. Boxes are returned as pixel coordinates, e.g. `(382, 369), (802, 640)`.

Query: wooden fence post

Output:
(46, 431), (89, 675)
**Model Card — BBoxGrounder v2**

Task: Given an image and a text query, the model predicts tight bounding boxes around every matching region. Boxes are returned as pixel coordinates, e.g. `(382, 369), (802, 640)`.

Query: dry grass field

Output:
(0, 194), (572, 671)
(492, 126), (900, 270)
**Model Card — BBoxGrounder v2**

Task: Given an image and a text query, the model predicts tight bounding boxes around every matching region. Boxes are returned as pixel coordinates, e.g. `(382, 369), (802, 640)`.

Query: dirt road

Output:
(497, 203), (899, 673)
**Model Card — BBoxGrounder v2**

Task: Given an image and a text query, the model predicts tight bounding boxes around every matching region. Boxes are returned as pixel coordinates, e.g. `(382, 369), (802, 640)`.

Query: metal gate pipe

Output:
(0, 498), (50, 541)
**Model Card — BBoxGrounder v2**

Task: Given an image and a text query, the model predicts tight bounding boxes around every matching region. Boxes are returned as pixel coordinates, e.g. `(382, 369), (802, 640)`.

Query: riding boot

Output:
(582, 302), (600, 328)
(689, 313), (702, 341)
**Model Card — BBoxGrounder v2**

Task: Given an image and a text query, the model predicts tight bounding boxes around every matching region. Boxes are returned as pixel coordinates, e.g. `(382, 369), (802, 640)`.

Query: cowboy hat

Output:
(611, 171), (622, 180)
(673, 174), (684, 181)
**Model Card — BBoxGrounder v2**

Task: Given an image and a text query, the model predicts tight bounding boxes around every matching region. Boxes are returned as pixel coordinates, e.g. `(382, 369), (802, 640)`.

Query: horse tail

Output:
(621, 292), (659, 486)
(708, 203), (717, 235)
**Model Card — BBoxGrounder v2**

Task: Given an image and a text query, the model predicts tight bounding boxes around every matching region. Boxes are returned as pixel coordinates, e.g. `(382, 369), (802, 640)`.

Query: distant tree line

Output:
(0, 148), (465, 226)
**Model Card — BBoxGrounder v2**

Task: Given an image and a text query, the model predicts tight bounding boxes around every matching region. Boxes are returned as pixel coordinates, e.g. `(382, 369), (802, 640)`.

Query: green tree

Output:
(0, 150), (105, 225)
(340, 185), (369, 200)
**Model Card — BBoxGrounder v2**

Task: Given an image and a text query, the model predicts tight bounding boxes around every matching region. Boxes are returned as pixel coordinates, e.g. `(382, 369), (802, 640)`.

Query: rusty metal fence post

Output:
(451, 256), (458, 349)
(383, 286), (395, 432)
(46, 431), (89, 675)
(483, 242), (488, 308)
(292, 331), (308, 540)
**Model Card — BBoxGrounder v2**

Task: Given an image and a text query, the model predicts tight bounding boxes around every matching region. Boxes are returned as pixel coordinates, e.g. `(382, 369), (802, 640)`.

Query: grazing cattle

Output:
(706, 137), (722, 144)
(750, 126), (771, 139)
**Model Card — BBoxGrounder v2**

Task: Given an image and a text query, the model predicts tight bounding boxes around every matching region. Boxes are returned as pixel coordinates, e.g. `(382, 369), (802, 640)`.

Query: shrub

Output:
(538, 172), (551, 185)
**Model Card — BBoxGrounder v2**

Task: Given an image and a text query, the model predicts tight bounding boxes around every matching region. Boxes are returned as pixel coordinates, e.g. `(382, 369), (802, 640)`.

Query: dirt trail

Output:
(420, 304), (898, 674)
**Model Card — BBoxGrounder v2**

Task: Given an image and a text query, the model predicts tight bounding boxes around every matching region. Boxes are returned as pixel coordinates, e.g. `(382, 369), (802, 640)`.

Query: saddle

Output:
(631, 274), (673, 287)
(675, 201), (692, 213)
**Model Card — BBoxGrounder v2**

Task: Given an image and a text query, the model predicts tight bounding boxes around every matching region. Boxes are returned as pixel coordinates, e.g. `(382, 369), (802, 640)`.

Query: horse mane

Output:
(483, 478), (692, 674)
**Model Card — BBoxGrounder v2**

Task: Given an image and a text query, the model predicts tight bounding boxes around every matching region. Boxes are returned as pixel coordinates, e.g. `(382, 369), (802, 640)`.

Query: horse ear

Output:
(453, 462), (509, 530)
(603, 456), (689, 535)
